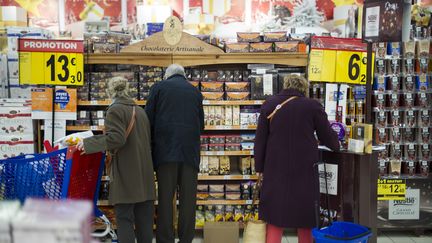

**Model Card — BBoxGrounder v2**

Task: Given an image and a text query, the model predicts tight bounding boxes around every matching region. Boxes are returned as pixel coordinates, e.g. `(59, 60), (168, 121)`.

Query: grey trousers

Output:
(114, 201), (155, 243)
(156, 163), (198, 243)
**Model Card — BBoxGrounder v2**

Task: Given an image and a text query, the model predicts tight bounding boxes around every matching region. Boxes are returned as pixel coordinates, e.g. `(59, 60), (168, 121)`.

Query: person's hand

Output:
(76, 141), (86, 155)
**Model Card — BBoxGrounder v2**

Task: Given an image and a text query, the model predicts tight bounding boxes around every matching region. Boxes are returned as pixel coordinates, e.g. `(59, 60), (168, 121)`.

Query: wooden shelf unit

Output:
(65, 125), (257, 132)
(101, 174), (258, 182)
(97, 200), (257, 206)
(77, 100), (264, 106)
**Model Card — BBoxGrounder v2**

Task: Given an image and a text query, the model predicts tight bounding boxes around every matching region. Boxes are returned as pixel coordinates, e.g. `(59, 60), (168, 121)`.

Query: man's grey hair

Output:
(107, 76), (130, 99)
(164, 64), (185, 80)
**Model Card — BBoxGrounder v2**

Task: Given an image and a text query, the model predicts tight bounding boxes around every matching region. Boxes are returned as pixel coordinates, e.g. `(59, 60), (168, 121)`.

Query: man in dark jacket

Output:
(146, 64), (204, 243)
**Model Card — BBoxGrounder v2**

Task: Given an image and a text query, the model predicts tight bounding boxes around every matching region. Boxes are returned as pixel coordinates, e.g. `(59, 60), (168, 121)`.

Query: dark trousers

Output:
(114, 201), (155, 243)
(156, 163), (198, 243)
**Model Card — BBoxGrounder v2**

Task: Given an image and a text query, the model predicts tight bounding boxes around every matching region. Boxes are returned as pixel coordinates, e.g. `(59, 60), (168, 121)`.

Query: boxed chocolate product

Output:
(204, 106), (210, 125)
(215, 106), (225, 125)
(376, 43), (387, 58)
(389, 93), (400, 108)
(107, 32), (132, 45)
(192, 69), (203, 81)
(404, 128), (416, 143)
(388, 59), (401, 75)
(75, 119), (91, 126)
(209, 185), (225, 193)
(390, 127), (402, 144)
(404, 75), (415, 91)
(388, 76), (400, 91)
(402, 161), (416, 176)
(225, 71), (234, 82)
(219, 156), (230, 175)
(378, 160), (388, 176)
(233, 70), (244, 82)
(417, 40), (430, 58)
(226, 193), (241, 200)
(352, 124), (373, 154)
(240, 109), (259, 126)
(405, 109), (416, 127)
(404, 58), (415, 74)
(90, 92), (109, 101)
(251, 74), (278, 99)
(215, 205), (225, 222)
(243, 71), (250, 82)
(239, 157), (251, 175)
(374, 76), (386, 91)
(373, 94), (386, 109)
(226, 92), (250, 101)
(420, 161), (429, 177)
(233, 106), (240, 126)
(201, 136), (210, 144)
(225, 43), (250, 53)
(249, 43), (273, 53)
(216, 70), (227, 82)
(420, 144), (431, 160)
(419, 127), (430, 144)
(417, 92), (428, 107)
(263, 32), (287, 42)
(209, 157), (219, 175)
(92, 119), (105, 126)
(387, 42), (401, 58)
(200, 156), (209, 175)
(390, 144), (403, 160)
(403, 41), (416, 58)
(196, 206), (205, 227)
(418, 58), (429, 73)
(241, 134), (255, 142)
(207, 106), (216, 125)
(93, 43), (119, 53)
(201, 82), (224, 92)
(225, 135), (241, 144)
(226, 184), (241, 193)
(90, 111), (105, 119)
(405, 144), (417, 161)
(419, 109), (430, 127)
(237, 32), (261, 43)
(241, 182), (251, 200)
(225, 144), (241, 151)
(375, 111), (388, 127)
(274, 41), (299, 52)
(416, 74), (428, 91)
(389, 110), (402, 127)
(209, 135), (225, 144)
(197, 184), (209, 193)
(375, 128), (388, 145)
(389, 159), (402, 176)
(376, 59), (386, 75)
(209, 144), (225, 151)
(234, 206), (244, 222)
(205, 206), (215, 222)
(241, 143), (254, 151)
(209, 192), (224, 200)
(225, 82), (249, 92)
(225, 106), (233, 126)
(224, 205), (234, 222)
(0, 139), (34, 158)
(202, 92), (224, 100)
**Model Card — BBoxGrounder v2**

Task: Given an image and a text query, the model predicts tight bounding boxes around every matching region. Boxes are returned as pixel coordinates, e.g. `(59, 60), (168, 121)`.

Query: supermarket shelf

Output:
(94, 223), (246, 231)
(78, 100), (146, 106)
(65, 125), (257, 131)
(201, 151), (253, 156)
(198, 175), (258, 180)
(78, 100), (264, 106)
(101, 174), (258, 182)
(85, 52), (309, 67)
(205, 125), (257, 130)
(97, 199), (257, 206)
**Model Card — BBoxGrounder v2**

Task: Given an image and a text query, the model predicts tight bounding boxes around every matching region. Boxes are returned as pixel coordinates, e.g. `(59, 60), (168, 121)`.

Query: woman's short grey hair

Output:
(107, 76), (130, 99)
(282, 74), (309, 96)
(164, 64), (185, 79)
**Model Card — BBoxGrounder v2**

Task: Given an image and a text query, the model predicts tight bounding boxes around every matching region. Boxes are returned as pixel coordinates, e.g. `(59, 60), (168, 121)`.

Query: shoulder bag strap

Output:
(125, 106), (136, 138)
(266, 96), (298, 122)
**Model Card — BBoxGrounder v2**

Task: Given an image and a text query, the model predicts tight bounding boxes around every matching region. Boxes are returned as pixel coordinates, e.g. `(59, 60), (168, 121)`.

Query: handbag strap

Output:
(267, 96), (298, 122)
(125, 106), (136, 138)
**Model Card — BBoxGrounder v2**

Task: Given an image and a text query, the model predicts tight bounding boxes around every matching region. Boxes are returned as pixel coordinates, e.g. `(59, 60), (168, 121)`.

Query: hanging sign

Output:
(19, 39), (84, 86)
(308, 36), (374, 84)
(378, 179), (406, 201)
(318, 163), (338, 196)
(388, 189), (420, 220)
(31, 88), (77, 120)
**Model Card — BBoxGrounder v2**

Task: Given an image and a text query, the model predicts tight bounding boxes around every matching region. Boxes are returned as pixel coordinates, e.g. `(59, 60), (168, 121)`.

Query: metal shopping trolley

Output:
(0, 146), (118, 242)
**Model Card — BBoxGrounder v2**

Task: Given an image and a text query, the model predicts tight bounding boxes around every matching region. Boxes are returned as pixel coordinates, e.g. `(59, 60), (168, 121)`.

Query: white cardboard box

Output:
(1, 6), (27, 23)
(9, 85), (31, 99)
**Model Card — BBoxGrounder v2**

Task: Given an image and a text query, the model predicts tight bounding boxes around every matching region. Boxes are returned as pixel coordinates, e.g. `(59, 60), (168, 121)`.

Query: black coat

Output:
(254, 89), (340, 228)
(145, 74), (204, 169)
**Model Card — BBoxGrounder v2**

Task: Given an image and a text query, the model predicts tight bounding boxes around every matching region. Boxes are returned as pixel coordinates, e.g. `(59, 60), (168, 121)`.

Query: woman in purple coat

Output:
(254, 75), (340, 243)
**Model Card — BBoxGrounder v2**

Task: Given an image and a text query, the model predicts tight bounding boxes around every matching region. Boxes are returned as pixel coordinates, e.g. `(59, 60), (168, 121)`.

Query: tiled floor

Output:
(105, 231), (432, 243)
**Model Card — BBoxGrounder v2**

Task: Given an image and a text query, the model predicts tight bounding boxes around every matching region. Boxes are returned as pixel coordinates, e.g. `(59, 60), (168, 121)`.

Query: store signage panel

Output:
(19, 39), (84, 86)
(378, 179), (406, 200)
(389, 189), (420, 220)
(318, 163), (338, 196)
(31, 88), (77, 120)
(308, 37), (374, 84)
(362, 0), (411, 42)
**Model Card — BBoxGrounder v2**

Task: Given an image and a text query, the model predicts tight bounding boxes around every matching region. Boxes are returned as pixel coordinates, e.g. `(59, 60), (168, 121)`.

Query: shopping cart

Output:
(0, 146), (118, 242)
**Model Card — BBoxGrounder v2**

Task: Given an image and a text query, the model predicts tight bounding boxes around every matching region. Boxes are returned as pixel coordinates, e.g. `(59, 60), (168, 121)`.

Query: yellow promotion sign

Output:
(378, 179), (406, 201)
(19, 39), (84, 86)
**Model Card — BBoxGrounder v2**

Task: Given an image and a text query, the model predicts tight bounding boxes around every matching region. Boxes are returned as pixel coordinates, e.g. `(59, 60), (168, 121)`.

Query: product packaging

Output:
(232, 106), (240, 126)
(420, 161), (429, 177)
(388, 59), (401, 75)
(196, 206), (205, 227)
(237, 32), (261, 43)
(404, 75), (415, 91)
(225, 43), (250, 53)
(93, 43), (119, 53)
(373, 94), (386, 109)
(420, 144), (431, 160)
(389, 93), (400, 108)
(263, 32), (287, 42)
(224, 205), (234, 222)
(387, 42), (401, 58)
(375, 111), (388, 127)
(389, 110), (402, 127)
(225, 82), (249, 92)
(202, 92), (224, 100)
(417, 92), (428, 107)
(215, 206), (225, 222)
(239, 157), (251, 175)
(389, 159), (402, 176)
(403, 41), (416, 59)
(419, 127), (430, 144)
(226, 92), (250, 101)
(416, 74), (428, 91)
(388, 76), (400, 91)
(376, 43), (387, 58)
(404, 58), (415, 74)
(404, 128), (416, 143)
(274, 41), (299, 52)
(249, 43), (273, 52)
(391, 127), (402, 144)
(375, 128), (388, 145)
(224, 106), (233, 126)
(205, 206), (215, 222)
(201, 82), (224, 92)
(250, 74), (278, 100)
(225, 135), (241, 144)
(208, 157), (220, 175)
(200, 156), (209, 175)
(374, 76), (386, 91)
(234, 206), (244, 222)
(219, 156), (230, 175)
(405, 109), (416, 127)
(225, 144), (241, 151)
(376, 59), (386, 75)
(378, 160), (388, 176)
(209, 135), (225, 144)
(419, 109), (431, 127)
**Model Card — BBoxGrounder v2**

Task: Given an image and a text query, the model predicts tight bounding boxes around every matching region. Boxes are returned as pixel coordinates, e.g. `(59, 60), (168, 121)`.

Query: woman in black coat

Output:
(254, 75), (340, 243)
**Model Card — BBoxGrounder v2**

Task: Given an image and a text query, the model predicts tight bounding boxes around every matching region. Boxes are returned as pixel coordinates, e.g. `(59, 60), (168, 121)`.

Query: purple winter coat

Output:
(254, 89), (340, 228)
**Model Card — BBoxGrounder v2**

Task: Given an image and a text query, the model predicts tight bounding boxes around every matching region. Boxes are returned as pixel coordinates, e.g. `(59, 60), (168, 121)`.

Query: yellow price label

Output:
(19, 39), (84, 86)
(308, 49), (336, 82)
(335, 50), (374, 84)
(377, 179), (406, 201)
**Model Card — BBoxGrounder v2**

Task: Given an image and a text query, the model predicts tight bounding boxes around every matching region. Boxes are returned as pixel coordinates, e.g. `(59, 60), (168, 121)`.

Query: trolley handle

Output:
(324, 228), (372, 241)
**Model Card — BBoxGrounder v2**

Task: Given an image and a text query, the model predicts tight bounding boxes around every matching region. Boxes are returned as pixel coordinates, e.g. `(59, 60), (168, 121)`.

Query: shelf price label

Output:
(19, 39), (84, 86)
(378, 179), (406, 201)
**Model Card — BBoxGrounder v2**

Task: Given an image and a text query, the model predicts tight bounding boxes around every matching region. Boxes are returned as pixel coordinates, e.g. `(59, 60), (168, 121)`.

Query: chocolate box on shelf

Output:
(263, 32), (287, 42)
(251, 73), (278, 100)
(237, 32), (261, 43)
(274, 41), (299, 52)
(249, 43), (273, 53)
(225, 43), (250, 53)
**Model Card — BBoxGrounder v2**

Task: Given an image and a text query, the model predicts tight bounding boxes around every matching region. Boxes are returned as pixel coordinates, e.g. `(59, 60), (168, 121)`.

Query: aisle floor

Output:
(105, 231), (432, 243)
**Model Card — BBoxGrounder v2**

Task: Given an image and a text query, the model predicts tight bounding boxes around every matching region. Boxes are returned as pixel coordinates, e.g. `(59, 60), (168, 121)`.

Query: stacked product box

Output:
(203, 105), (241, 126)
(196, 182), (257, 201)
(0, 100), (34, 158)
(12, 199), (93, 243)
(373, 40), (431, 178)
(89, 72), (137, 101)
(84, 32), (132, 53)
(138, 66), (164, 100)
(195, 205), (258, 227)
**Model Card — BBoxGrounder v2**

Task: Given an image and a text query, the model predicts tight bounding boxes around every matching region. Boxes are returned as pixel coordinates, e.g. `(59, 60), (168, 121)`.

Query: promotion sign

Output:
(308, 36), (374, 84)
(31, 88), (77, 120)
(19, 39), (84, 86)
(378, 179), (406, 200)
(389, 189), (420, 220)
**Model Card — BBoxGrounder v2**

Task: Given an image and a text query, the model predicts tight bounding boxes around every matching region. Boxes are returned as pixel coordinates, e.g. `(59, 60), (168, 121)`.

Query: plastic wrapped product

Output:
(208, 157), (220, 175)
(209, 136), (225, 144)
(375, 111), (388, 127)
(225, 71), (234, 82)
(219, 156), (230, 175)
(389, 93), (400, 109)
(201, 144), (209, 151)
(376, 59), (386, 75)
(404, 128), (416, 143)
(215, 205), (225, 222)
(419, 110), (431, 127)
(375, 128), (388, 145)
(375, 43), (387, 58)
(241, 182), (251, 200)
(404, 75), (415, 91)
(389, 159), (402, 176)
(209, 144), (225, 151)
(417, 92), (428, 108)
(239, 157), (252, 175)
(205, 206), (215, 222)
(388, 76), (400, 91)
(224, 205), (234, 222)
(406, 144), (417, 161)
(390, 127), (401, 144)
(373, 94), (386, 109)
(403, 41), (416, 59)
(389, 110), (402, 127)
(244, 205), (254, 222)
(405, 110), (416, 127)
(234, 206), (244, 222)
(225, 135), (241, 144)
(388, 59), (401, 75)
(420, 144), (431, 160)
(418, 58), (429, 74)
(374, 76), (386, 91)
(251, 74), (278, 100)
(420, 161), (429, 177)
(225, 193), (241, 200)
(233, 70), (243, 82)
(387, 42), (401, 58)
(404, 58), (415, 74)
(196, 206), (205, 227)
(378, 160), (388, 176)
(199, 156), (209, 175)
(390, 144), (403, 160)
(416, 74), (428, 91)
(419, 127), (431, 144)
